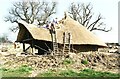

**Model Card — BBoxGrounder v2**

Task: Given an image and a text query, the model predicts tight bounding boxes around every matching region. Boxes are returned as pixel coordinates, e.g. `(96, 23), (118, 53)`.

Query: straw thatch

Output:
(16, 14), (107, 47)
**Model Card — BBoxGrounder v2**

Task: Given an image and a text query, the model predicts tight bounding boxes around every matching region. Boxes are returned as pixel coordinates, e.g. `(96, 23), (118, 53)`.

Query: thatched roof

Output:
(16, 15), (107, 47)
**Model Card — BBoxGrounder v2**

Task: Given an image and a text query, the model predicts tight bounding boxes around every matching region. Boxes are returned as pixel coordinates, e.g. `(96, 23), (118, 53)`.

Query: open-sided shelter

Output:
(16, 14), (107, 55)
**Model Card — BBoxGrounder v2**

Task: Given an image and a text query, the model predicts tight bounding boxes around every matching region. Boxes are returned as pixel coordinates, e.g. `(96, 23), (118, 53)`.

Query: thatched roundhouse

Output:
(16, 14), (107, 55)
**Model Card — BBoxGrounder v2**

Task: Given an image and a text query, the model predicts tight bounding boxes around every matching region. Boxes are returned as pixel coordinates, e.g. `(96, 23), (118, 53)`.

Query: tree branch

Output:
(68, 2), (111, 32)
(90, 27), (112, 32)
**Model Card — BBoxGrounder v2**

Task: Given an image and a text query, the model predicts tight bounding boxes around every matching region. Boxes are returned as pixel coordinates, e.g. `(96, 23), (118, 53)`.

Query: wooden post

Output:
(23, 42), (25, 52)
(23, 41), (27, 55)
(31, 39), (34, 54)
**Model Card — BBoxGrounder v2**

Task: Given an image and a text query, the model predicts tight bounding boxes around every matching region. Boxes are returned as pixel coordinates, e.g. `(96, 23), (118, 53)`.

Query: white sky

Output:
(0, 0), (119, 43)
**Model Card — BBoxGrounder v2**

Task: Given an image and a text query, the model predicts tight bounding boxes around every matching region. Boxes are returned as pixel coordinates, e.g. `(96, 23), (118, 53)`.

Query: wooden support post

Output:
(31, 40), (34, 54)
(23, 41), (27, 55)
(23, 42), (25, 52)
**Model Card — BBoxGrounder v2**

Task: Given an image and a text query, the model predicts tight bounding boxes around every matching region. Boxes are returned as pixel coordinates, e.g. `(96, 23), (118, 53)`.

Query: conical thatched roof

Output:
(16, 14), (107, 47)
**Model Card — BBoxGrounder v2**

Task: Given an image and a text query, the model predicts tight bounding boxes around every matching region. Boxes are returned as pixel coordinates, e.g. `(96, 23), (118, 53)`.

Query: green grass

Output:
(62, 58), (74, 65)
(58, 70), (77, 77)
(1, 65), (33, 77)
(81, 59), (88, 65)
(39, 71), (55, 77)
(78, 69), (120, 77)
(36, 68), (120, 77)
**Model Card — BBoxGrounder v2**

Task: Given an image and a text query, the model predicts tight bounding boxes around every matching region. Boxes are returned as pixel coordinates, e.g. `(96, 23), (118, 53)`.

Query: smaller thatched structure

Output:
(16, 14), (107, 55)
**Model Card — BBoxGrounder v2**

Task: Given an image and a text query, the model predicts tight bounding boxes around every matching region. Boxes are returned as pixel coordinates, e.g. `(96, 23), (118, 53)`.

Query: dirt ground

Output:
(0, 43), (120, 77)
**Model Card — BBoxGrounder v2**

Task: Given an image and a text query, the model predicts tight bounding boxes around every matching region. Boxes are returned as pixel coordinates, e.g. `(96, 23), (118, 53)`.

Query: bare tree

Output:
(68, 3), (112, 32)
(5, 0), (57, 32)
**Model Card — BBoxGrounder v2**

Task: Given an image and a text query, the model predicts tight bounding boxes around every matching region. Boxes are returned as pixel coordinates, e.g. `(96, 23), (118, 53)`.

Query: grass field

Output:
(0, 64), (120, 78)
(36, 68), (120, 77)
(1, 65), (32, 77)
(1, 59), (120, 77)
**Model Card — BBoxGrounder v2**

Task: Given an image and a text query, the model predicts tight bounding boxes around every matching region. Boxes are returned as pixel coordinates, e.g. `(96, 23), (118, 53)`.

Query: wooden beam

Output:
(25, 46), (31, 52)
(22, 38), (33, 42)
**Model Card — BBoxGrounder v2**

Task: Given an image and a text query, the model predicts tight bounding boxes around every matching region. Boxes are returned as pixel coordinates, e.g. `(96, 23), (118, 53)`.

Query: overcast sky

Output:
(0, 0), (119, 43)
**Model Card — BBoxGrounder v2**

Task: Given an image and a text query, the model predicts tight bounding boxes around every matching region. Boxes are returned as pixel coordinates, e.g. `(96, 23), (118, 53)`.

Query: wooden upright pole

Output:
(23, 41), (27, 55)
(23, 42), (25, 52)
(31, 39), (34, 54)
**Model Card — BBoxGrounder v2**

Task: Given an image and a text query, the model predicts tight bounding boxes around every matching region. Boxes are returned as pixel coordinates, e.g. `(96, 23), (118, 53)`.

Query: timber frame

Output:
(22, 38), (34, 54)
(20, 38), (53, 55)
